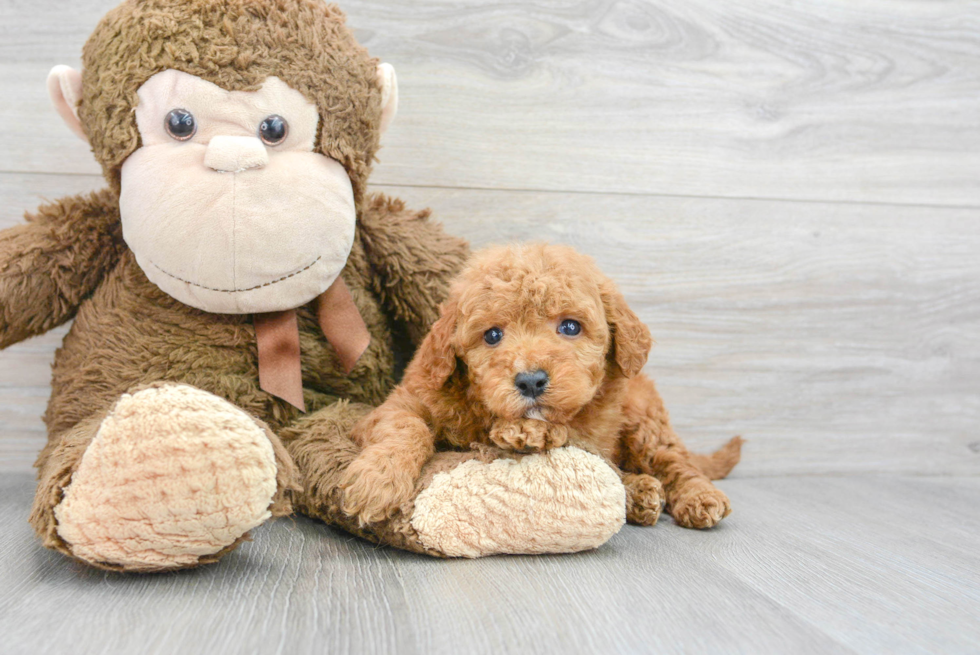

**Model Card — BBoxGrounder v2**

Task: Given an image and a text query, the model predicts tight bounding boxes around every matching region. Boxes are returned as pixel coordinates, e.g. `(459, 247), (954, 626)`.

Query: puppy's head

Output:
(414, 243), (652, 423)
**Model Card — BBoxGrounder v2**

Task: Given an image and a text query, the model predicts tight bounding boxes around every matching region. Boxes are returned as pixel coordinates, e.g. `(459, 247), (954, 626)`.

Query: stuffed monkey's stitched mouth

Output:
(148, 255), (322, 293)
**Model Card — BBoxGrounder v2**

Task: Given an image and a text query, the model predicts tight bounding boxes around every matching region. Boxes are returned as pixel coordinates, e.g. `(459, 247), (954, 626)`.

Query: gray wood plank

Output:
(1, 0), (979, 205)
(670, 476), (980, 654)
(2, 474), (979, 654)
(2, 173), (979, 476)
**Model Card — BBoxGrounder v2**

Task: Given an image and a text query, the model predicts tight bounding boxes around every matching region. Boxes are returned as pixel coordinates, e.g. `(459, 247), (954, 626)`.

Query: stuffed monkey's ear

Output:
(411, 299), (460, 390)
(47, 65), (87, 142)
(377, 63), (398, 135)
(601, 279), (652, 378)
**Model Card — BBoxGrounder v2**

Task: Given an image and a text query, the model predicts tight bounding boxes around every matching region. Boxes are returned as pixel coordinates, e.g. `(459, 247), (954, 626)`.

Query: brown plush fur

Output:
(0, 189), (125, 349)
(342, 244), (743, 529)
(0, 0), (474, 568)
(13, 192), (469, 566)
(80, 0), (383, 200)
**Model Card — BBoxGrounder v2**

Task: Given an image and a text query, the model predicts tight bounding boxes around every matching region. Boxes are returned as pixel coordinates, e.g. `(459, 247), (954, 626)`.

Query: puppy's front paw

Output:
(489, 420), (568, 452)
(540, 423), (570, 450)
(670, 487), (731, 529)
(488, 421), (527, 450)
(339, 447), (418, 525)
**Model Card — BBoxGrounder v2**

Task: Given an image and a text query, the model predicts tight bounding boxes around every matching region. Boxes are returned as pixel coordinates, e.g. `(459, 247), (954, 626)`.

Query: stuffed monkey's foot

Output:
(410, 446), (626, 557)
(283, 407), (623, 558)
(53, 384), (280, 571)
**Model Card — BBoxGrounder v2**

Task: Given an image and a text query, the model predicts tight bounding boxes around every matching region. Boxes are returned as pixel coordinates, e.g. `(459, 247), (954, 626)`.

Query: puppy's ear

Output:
(601, 279), (652, 378)
(411, 299), (460, 389)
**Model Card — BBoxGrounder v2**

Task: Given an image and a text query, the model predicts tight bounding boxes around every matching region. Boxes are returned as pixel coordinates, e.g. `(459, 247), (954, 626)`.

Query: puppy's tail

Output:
(689, 436), (743, 480)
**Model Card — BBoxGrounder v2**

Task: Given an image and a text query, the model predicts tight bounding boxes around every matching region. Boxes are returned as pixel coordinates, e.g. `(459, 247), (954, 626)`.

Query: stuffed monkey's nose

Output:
(204, 136), (269, 172)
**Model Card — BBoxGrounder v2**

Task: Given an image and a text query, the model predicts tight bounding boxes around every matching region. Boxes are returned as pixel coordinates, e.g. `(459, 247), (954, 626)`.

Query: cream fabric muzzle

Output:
(120, 70), (356, 315)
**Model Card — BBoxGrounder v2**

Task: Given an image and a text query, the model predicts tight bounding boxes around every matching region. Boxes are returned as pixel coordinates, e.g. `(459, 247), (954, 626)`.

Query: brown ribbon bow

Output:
(253, 276), (370, 412)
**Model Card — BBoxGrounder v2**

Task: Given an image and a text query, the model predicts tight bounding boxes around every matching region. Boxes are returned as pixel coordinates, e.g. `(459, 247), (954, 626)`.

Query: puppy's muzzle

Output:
(515, 369), (549, 400)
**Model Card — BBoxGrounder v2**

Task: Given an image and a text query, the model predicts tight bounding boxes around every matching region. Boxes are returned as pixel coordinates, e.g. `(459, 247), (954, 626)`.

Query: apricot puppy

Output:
(341, 243), (742, 529)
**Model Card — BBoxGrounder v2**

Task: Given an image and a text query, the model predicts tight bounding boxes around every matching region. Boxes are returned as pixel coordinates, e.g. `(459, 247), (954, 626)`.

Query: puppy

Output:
(341, 243), (742, 529)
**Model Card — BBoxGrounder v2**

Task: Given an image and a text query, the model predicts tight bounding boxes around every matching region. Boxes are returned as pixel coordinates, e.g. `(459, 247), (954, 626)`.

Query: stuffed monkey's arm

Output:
(357, 193), (470, 346)
(0, 188), (124, 349)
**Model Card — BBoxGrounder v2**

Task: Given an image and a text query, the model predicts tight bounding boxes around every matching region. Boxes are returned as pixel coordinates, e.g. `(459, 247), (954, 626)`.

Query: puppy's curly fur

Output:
(341, 243), (742, 528)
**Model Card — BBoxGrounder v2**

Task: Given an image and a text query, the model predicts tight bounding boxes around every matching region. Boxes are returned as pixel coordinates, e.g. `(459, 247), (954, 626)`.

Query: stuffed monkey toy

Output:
(1, 0), (628, 571)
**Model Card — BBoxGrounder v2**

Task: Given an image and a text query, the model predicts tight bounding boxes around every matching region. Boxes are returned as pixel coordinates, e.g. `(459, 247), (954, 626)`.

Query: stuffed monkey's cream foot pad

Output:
(411, 447), (627, 558)
(54, 384), (279, 571)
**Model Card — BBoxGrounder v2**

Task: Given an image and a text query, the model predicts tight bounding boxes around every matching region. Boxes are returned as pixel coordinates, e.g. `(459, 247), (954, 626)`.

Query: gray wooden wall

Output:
(1, 0), (978, 476)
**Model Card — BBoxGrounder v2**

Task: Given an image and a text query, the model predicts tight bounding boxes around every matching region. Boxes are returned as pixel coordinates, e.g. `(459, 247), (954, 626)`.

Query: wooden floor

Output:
(1, 473), (978, 654)
(1, 0), (978, 653)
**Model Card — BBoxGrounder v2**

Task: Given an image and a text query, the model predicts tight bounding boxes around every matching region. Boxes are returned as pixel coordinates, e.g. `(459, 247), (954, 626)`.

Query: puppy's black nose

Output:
(515, 370), (549, 399)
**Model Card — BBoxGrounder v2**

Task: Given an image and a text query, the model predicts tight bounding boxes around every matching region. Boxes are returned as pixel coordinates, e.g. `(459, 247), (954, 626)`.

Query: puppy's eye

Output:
(164, 109), (196, 141)
(484, 327), (504, 346)
(558, 319), (581, 337)
(259, 114), (289, 145)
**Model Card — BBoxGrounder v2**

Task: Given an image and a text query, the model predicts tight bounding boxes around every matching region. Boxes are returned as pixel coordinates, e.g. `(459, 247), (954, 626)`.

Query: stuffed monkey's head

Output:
(48, 0), (398, 313)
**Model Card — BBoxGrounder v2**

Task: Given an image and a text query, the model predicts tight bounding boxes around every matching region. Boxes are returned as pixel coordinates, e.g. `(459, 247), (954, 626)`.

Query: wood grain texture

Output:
(3, 173), (978, 475)
(1, 0), (979, 205)
(1, 473), (978, 655)
(2, 2), (978, 653)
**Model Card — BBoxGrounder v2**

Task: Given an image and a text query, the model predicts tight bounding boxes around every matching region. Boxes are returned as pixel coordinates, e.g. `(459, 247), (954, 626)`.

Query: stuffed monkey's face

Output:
(118, 70), (356, 314)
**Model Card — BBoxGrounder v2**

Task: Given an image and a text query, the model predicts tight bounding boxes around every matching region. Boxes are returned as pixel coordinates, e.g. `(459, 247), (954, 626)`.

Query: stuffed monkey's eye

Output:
(164, 109), (196, 141)
(558, 319), (582, 337)
(484, 327), (504, 346)
(258, 115), (288, 145)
